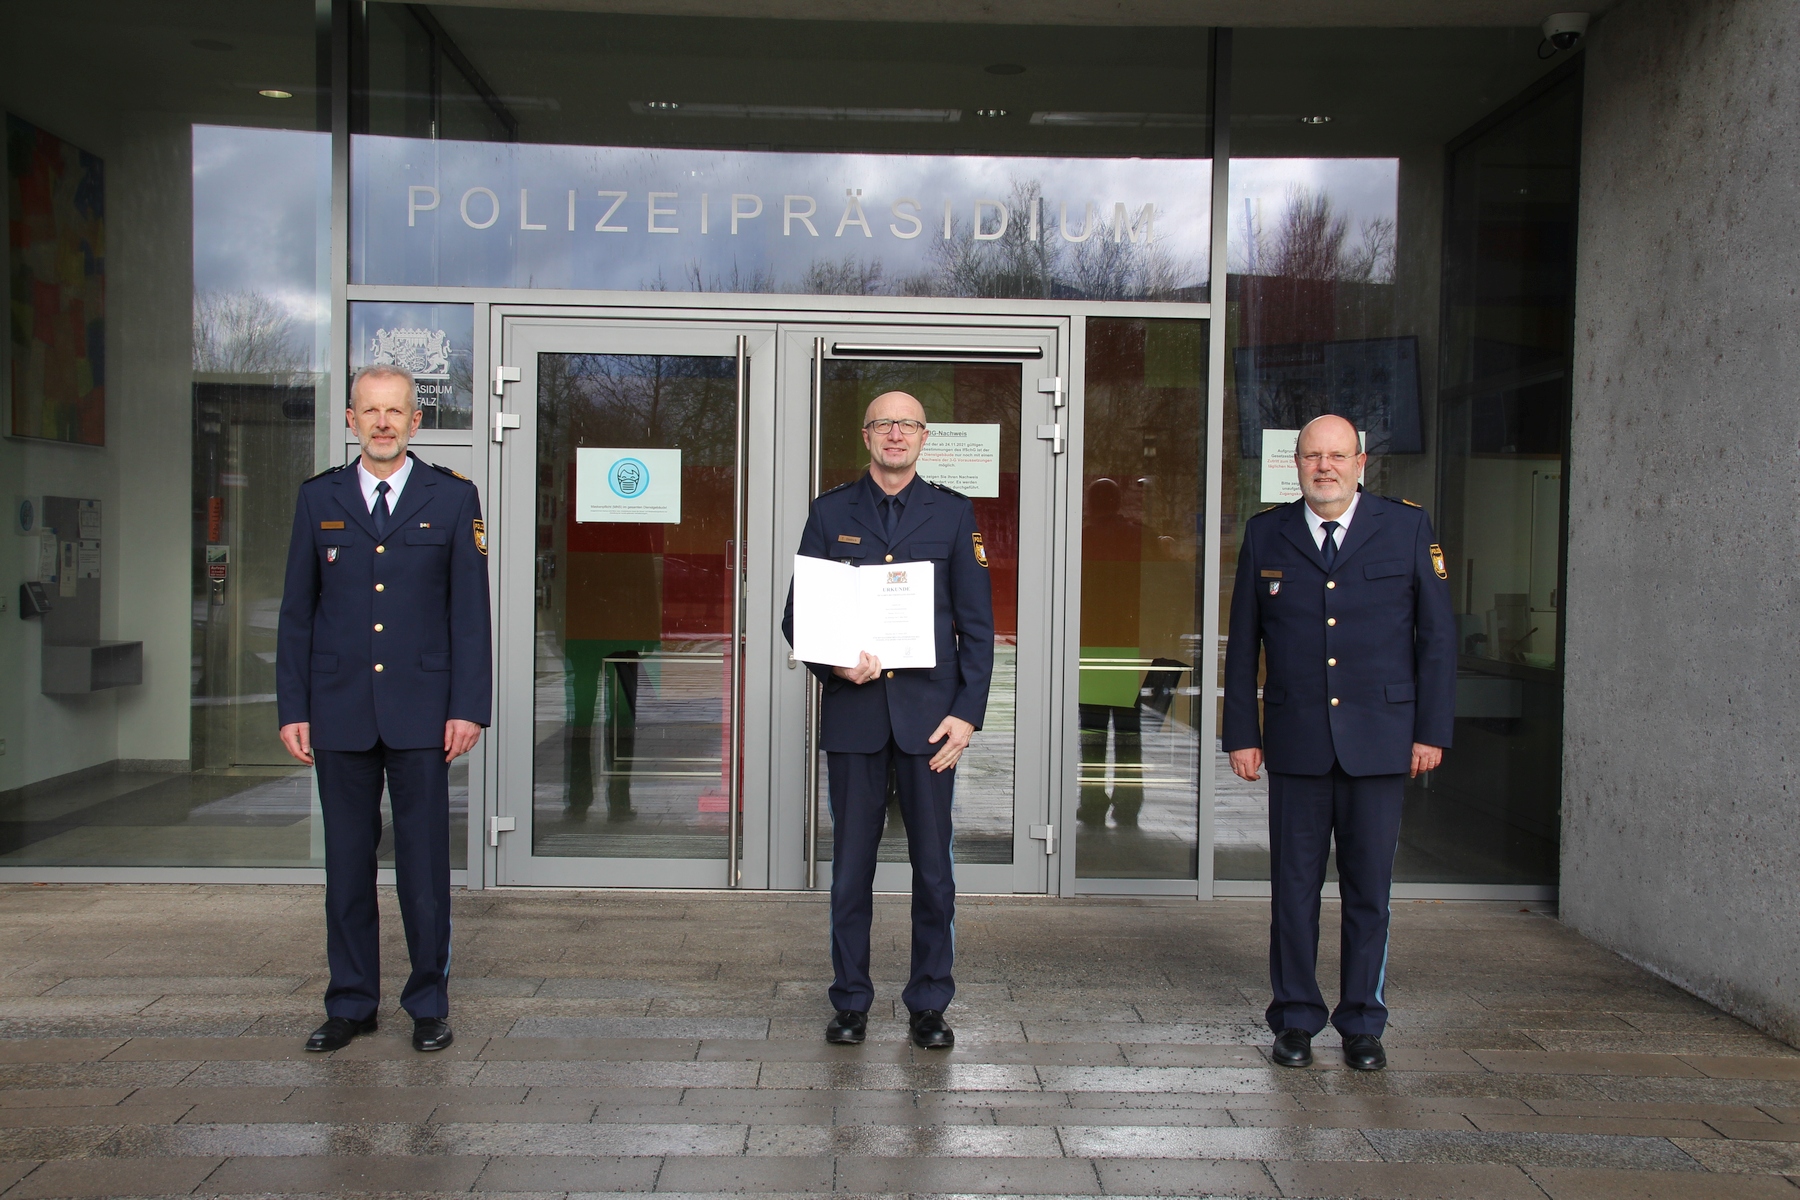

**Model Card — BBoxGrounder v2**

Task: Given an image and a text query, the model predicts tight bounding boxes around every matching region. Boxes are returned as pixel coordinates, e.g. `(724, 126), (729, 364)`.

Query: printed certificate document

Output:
(792, 555), (937, 670)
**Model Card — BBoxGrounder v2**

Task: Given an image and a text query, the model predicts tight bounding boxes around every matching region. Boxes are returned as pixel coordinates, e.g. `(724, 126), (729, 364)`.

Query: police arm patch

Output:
(1429, 543), (1447, 579)
(474, 518), (488, 556)
(971, 532), (988, 568)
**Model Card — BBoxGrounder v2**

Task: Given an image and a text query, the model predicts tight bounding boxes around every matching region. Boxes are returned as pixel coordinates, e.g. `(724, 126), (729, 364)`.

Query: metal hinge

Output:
(1034, 423), (1064, 455)
(1028, 823), (1057, 855)
(1036, 375), (1064, 407)
(492, 364), (521, 396)
(492, 411), (522, 443)
(486, 815), (516, 846)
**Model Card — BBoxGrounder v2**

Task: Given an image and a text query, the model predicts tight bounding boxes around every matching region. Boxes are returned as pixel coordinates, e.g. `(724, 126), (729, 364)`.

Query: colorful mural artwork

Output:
(7, 113), (105, 445)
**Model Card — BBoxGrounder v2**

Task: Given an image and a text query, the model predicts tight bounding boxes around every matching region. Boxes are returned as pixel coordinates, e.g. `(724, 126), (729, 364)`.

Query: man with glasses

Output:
(1223, 414), (1455, 1072)
(782, 390), (994, 1050)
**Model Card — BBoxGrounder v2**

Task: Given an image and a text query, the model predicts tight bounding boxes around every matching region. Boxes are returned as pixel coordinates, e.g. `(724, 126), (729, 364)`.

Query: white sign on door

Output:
(1260, 428), (1366, 503)
(575, 447), (682, 523)
(917, 423), (1001, 498)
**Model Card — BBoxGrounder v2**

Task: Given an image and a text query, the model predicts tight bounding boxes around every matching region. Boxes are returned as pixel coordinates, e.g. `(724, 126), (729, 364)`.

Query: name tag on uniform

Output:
(320, 520), (345, 529)
(837, 534), (861, 544)
(1260, 570), (1282, 578)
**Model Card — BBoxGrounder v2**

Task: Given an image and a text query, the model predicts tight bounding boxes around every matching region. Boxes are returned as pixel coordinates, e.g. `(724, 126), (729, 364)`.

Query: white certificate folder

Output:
(792, 555), (937, 670)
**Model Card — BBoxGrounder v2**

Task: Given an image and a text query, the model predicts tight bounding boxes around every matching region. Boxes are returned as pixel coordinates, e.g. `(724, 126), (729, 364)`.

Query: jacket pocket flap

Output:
(1364, 560), (1407, 579)
(1384, 681), (1416, 702)
(421, 651), (451, 671)
(405, 528), (449, 545)
(1263, 686), (1287, 704)
(311, 653), (338, 673)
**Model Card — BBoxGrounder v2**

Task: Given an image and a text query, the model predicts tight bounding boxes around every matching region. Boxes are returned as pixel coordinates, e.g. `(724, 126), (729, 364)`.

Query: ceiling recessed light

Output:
(1298, 115), (1332, 125)
(192, 38), (234, 52)
(259, 89), (294, 99)
(976, 108), (1008, 119)
(985, 63), (1026, 76)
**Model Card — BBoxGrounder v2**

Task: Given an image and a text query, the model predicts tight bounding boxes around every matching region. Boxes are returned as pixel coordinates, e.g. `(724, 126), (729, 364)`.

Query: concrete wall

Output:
(1565, 0), (1800, 1044)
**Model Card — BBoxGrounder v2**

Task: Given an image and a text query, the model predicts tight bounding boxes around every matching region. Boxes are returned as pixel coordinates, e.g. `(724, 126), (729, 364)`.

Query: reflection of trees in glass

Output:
(1237, 186), (1395, 283)
(538, 353), (736, 467)
(800, 256), (886, 296)
(193, 289), (311, 376)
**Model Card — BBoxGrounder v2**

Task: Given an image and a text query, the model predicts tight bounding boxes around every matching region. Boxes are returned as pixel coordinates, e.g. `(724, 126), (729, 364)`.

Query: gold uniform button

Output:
(1326, 580), (1336, 589)
(886, 670), (895, 679)
(1327, 657), (1337, 666)
(1330, 697), (1339, 706)
(1326, 617), (1336, 626)
(885, 554), (894, 562)
(374, 664), (384, 673)
(376, 545), (385, 554)
(375, 583), (385, 592)
(374, 623), (384, 632)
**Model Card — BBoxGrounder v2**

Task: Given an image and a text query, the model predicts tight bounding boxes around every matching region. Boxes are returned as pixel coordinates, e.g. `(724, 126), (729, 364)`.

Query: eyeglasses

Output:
(1298, 452), (1358, 467)
(864, 418), (927, 435)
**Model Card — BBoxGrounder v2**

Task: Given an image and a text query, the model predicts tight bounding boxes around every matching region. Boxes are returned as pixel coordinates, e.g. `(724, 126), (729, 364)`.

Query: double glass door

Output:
(492, 313), (1064, 891)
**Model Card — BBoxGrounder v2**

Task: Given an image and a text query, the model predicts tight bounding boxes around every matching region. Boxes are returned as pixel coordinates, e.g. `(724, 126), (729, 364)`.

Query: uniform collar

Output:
(357, 452), (415, 512)
(1303, 489), (1361, 541)
(863, 469), (919, 510)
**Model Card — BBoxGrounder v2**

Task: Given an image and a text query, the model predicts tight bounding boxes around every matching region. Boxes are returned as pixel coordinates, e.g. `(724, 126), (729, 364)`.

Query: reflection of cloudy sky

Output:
(1228, 158), (1398, 274)
(353, 136), (1212, 292)
(192, 125), (330, 340)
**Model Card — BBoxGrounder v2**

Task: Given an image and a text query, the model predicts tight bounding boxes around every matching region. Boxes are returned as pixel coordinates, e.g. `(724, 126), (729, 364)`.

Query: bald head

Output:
(1294, 413), (1364, 518)
(862, 390), (930, 489)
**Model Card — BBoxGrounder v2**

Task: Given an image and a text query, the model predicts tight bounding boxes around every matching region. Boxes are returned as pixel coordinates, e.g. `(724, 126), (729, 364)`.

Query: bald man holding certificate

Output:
(782, 390), (994, 1051)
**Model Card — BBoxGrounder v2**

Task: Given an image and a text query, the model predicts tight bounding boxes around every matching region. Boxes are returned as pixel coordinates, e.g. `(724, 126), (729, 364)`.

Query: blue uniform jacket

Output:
(1222, 493), (1456, 777)
(782, 474), (995, 756)
(277, 454), (493, 751)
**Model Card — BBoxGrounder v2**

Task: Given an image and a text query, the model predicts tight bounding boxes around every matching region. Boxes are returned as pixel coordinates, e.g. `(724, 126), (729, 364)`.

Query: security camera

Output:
(1541, 12), (1589, 51)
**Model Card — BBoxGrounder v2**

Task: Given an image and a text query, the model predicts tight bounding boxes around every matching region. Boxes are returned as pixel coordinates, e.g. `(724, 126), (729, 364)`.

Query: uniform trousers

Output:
(826, 737), (957, 1015)
(315, 742), (452, 1021)
(1266, 763), (1405, 1038)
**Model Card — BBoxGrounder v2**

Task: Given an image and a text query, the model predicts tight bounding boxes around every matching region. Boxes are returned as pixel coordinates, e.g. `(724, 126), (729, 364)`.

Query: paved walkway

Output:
(1, 885), (1797, 1199)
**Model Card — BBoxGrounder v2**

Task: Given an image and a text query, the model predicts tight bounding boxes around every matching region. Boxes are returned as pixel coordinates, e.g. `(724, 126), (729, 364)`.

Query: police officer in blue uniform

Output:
(1223, 414), (1456, 1072)
(782, 390), (994, 1050)
(277, 365), (492, 1054)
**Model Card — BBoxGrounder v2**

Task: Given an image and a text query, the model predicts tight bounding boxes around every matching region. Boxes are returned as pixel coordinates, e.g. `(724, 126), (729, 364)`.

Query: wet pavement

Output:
(0, 884), (1796, 1198)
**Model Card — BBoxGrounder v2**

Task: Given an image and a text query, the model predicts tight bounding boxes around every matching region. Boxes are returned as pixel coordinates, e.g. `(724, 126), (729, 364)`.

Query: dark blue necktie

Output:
(881, 495), (902, 540)
(1320, 520), (1340, 570)
(373, 480), (391, 538)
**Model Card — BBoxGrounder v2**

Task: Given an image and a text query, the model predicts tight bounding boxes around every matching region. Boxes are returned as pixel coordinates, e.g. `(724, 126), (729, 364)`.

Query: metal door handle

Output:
(805, 336), (825, 889)
(726, 334), (749, 889)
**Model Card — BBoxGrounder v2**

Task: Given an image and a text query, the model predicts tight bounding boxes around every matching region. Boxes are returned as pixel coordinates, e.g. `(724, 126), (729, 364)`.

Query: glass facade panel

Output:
(1075, 319), (1208, 880)
(812, 362), (1023, 866)
(1215, 30), (1575, 886)
(2, 0), (335, 867)
(350, 8), (1211, 299)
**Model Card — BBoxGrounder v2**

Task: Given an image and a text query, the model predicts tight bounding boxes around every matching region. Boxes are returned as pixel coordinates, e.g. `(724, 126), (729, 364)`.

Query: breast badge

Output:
(1268, 580), (1280, 595)
(1429, 543), (1448, 579)
(326, 547), (338, 563)
(971, 532), (988, 568)
(474, 519), (488, 556)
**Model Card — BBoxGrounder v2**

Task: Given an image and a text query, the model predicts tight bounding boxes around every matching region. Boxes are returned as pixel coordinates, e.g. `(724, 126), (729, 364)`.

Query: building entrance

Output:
(489, 310), (1066, 892)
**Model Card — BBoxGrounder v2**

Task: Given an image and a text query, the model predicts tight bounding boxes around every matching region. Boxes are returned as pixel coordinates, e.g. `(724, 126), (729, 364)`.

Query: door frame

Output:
(446, 292), (1218, 897)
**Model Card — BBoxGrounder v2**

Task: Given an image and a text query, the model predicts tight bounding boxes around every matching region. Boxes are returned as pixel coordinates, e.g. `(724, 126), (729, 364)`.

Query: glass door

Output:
(769, 323), (1067, 895)
(493, 317), (776, 887)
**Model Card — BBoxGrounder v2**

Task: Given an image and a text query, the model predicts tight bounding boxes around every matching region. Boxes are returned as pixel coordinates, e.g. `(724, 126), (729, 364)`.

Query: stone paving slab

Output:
(0, 885), (1797, 1200)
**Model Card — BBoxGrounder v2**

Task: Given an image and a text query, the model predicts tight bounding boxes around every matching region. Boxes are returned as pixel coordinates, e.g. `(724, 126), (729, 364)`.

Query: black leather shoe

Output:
(825, 1009), (868, 1045)
(1343, 1033), (1386, 1071)
(412, 1017), (454, 1052)
(305, 1015), (377, 1052)
(1270, 1028), (1313, 1068)
(908, 1009), (955, 1050)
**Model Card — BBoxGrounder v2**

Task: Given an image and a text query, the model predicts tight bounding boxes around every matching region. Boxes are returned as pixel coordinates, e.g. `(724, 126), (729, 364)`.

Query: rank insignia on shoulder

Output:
(1429, 543), (1447, 579)
(474, 518), (488, 556)
(972, 532), (989, 568)
(1401, 497), (1423, 508)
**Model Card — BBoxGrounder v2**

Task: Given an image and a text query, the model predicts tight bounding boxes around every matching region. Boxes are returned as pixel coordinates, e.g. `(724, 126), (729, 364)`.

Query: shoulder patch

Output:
(924, 478), (967, 499)
(818, 479), (858, 497)
(304, 462), (351, 483)
(429, 461), (472, 482)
